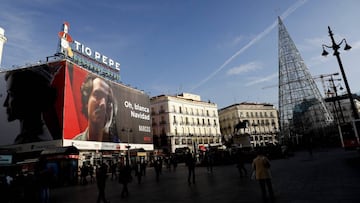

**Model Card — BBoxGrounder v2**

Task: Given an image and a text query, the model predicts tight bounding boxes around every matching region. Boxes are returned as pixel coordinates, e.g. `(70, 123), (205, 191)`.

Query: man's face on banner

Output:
(87, 78), (111, 128)
(3, 74), (23, 121)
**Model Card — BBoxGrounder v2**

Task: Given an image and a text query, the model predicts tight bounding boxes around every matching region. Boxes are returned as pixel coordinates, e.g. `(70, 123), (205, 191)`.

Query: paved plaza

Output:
(50, 148), (360, 202)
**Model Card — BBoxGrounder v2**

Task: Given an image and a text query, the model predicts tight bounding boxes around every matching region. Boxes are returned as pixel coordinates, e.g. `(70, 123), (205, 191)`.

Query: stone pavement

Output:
(50, 148), (360, 202)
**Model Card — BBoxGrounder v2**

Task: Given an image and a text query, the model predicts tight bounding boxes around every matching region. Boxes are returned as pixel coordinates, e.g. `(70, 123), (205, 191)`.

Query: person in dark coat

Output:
(153, 157), (162, 182)
(134, 161), (142, 184)
(236, 150), (248, 177)
(119, 161), (132, 198)
(96, 163), (109, 203)
(185, 151), (196, 185)
(118, 161), (132, 198)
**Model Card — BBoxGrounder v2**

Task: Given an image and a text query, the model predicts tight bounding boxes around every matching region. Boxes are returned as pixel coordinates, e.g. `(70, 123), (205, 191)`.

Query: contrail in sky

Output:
(189, 0), (308, 92)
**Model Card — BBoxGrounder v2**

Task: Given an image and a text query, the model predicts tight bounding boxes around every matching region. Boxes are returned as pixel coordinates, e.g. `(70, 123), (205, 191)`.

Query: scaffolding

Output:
(278, 17), (333, 144)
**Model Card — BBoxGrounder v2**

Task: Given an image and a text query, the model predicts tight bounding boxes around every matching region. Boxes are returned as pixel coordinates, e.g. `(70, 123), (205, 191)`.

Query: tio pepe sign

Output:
(58, 22), (121, 72)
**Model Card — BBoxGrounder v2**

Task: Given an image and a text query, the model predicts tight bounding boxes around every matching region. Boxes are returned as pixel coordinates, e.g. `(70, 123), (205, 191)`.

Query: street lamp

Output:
(327, 75), (346, 147)
(322, 26), (359, 121)
(122, 128), (132, 166)
(327, 76), (345, 123)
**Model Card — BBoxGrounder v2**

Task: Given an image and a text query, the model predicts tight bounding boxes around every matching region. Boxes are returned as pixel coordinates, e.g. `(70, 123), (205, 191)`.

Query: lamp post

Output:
(122, 128), (132, 166)
(327, 75), (345, 124)
(327, 75), (345, 147)
(322, 26), (359, 121)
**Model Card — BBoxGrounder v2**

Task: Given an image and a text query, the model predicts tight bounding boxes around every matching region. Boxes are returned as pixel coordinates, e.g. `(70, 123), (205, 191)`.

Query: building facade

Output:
(150, 93), (222, 153)
(325, 95), (360, 124)
(218, 102), (279, 147)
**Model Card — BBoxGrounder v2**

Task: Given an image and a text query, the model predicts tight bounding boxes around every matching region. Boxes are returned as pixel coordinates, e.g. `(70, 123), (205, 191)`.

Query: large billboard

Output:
(0, 60), (153, 152)
(62, 61), (153, 151)
(0, 61), (65, 152)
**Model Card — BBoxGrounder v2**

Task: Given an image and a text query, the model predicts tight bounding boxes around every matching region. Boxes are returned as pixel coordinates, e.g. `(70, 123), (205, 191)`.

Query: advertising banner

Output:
(0, 61), (65, 152)
(0, 60), (153, 152)
(62, 62), (153, 150)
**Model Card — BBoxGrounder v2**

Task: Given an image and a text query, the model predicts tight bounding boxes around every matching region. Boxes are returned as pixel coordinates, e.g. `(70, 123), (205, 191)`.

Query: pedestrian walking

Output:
(80, 164), (88, 185)
(96, 163), (109, 203)
(35, 158), (53, 203)
(171, 155), (178, 171)
(185, 151), (196, 185)
(205, 148), (214, 173)
(140, 158), (147, 176)
(118, 161), (132, 198)
(111, 163), (117, 180)
(134, 161), (142, 184)
(236, 150), (247, 177)
(153, 157), (162, 182)
(89, 164), (95, 183)
(252, 149), (274, 202)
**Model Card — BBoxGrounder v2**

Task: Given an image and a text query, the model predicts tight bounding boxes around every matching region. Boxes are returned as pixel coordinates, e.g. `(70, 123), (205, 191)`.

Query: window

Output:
(160, 116), (166, 124)
(160, 105), (164, 113)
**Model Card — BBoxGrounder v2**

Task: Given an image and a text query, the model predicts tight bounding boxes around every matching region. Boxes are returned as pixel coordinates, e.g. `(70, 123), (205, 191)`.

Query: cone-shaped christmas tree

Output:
(278, 17), (333, 143)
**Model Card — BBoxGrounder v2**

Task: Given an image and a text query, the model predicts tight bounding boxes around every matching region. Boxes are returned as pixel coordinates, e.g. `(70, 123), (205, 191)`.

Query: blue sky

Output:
(1, 0), (360, 109)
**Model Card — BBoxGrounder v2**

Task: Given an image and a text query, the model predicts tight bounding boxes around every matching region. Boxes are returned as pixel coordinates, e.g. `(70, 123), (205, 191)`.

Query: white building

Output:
(325, 95), (360, 124)
(150, 93), (222, 153)
(218, 102), (279, 147)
